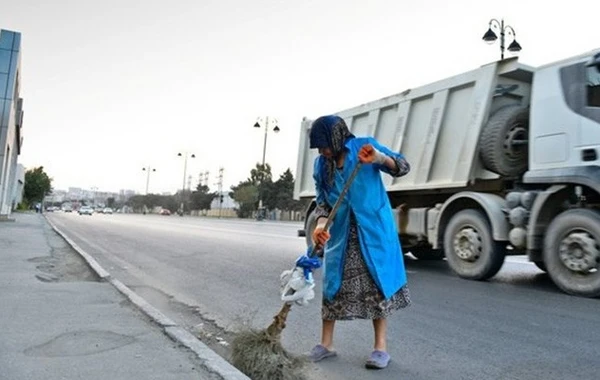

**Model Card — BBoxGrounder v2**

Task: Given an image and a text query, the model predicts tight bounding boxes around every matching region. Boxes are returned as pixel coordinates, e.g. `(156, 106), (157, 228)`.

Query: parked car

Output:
(78, 206), (94, 215)
(103, 207), (113, 214)
(159, 209), (171, 215)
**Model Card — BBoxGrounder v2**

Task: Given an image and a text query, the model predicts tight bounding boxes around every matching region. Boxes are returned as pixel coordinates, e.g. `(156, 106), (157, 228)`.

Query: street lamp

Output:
(253, 116), (280, 219)
(90, 186), (98, 206)
(177, 152), (195, 215)
(142, 166), (156, 195)
(482, 18), (522, 60)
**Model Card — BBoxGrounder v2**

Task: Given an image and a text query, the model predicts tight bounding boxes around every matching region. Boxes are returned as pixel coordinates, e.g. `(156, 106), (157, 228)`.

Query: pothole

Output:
(29, 224), (100, 283)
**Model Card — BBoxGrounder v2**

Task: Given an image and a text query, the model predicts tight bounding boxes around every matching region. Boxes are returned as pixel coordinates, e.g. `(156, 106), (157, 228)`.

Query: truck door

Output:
(580, 59), (600, 163)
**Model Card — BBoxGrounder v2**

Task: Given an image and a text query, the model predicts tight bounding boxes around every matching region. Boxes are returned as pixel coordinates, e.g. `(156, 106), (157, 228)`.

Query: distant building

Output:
(67, 187), (84, 200)
(210, 192), (237, 209)
(118, 189), (136, 202)
(43, 189), (66, 204)
(0, 29), (24, 218)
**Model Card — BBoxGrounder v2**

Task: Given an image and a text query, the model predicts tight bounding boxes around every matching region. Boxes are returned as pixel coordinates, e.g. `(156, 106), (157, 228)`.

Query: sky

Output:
(0, 0), (598, 195)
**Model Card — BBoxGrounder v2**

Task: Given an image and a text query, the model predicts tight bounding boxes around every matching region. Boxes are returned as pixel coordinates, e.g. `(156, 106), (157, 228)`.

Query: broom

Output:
(230, 162), (362, 380)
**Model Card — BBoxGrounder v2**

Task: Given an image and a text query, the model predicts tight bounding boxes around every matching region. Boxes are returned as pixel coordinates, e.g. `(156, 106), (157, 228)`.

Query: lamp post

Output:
(253, 116), (280, 219)
(482, 18), (522, 60)
(177, 152), (195, 215)
(142, 166), (156, 195)
(90, 186), (98, 206)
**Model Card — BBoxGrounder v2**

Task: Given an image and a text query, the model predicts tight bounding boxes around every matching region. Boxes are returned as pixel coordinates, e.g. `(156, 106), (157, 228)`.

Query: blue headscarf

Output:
(309, 115), (355, 191)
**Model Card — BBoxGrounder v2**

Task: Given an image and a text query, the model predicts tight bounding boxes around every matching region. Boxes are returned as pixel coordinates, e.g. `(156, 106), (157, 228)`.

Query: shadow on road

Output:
(401, 256), (591, 299)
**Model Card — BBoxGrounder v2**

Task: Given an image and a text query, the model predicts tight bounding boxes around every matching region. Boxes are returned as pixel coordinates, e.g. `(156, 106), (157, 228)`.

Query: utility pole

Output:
(142, 166), (156, 195)
(217, 168), (224, 218)
(177, 152), (195, 215)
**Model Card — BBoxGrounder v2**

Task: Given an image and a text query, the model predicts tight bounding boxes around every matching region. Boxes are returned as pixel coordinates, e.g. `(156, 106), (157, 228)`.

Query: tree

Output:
(273, 168), (303, 211)
(24, 167), (52, 205)
(191, 184), (217, 211)
(248, 163), (274, 211)
(229, 182), (258, 218)
(127, 195), (146, 211)
(249, 163), (273, 186)
(126, 194), (180, 213)
(106, 197), (116, 208)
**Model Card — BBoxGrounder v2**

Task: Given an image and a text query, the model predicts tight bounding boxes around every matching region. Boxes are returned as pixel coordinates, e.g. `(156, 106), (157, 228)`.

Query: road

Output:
(46, 212), (599, 380)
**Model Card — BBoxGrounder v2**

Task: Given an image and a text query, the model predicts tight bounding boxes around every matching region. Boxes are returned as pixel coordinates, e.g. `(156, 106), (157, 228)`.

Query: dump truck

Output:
(293, 49), (600, 298)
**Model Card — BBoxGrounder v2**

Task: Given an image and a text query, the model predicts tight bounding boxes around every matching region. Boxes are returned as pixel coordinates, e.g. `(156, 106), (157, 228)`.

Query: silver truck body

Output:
(294, 58), (532, 198)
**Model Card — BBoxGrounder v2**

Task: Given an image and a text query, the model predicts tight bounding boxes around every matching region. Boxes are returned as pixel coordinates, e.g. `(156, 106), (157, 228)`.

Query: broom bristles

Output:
(230, 303), (308, 380)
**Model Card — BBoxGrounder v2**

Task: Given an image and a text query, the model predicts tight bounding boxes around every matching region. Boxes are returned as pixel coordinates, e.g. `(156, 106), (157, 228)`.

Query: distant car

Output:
(78, 206), (94, 215)
(103, 207), (113, 214)
(159, 209), (171, 215)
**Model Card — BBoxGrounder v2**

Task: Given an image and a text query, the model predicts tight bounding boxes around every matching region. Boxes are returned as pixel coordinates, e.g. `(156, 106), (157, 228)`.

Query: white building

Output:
(0, 29), (24, 219)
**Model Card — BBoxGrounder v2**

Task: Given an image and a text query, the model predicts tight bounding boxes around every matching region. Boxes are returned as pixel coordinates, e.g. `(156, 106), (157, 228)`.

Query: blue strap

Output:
(295, 248), (322, 281)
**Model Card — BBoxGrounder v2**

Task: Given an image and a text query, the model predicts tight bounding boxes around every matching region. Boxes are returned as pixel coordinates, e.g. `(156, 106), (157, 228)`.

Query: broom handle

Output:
(323, 162), (361, 230)
(311, 162), (361, 256)
(272, 163), (362, 330)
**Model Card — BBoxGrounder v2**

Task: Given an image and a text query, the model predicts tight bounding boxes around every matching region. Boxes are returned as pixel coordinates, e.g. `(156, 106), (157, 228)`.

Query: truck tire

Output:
(443, 209), (506, 280)
(479, 105), (529, 177)
(543, 209), (600, 297)
(304, 210), (317, 248)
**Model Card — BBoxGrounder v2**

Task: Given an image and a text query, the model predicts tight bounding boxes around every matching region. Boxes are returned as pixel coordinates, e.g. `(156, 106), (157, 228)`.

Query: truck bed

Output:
(294, 58), (535, 200)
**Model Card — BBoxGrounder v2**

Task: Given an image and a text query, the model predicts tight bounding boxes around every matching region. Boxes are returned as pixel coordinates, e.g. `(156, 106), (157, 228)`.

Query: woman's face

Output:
(318, 147), (333, 158)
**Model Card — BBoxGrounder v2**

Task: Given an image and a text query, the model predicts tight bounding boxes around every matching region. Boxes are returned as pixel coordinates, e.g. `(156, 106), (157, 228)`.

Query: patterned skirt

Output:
(322, 214), (411, 320)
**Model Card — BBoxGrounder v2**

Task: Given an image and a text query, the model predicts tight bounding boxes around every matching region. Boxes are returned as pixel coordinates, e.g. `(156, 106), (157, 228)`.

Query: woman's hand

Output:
(312, 226), (330, 247)
(359, 144), (386, 164)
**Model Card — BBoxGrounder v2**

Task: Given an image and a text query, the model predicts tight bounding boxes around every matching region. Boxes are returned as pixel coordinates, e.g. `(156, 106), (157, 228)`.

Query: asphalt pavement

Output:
(0, 212), (249, 380)
(42, 211), (600, 380)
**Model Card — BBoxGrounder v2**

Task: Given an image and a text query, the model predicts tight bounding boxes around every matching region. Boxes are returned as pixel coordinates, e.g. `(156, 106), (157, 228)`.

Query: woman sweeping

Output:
(308, 115), (411, 370)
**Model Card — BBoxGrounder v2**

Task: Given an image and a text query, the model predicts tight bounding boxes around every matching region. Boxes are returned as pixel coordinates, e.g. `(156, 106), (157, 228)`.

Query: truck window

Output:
(560, 62), (600, 123)
(587, 65), (600, 107)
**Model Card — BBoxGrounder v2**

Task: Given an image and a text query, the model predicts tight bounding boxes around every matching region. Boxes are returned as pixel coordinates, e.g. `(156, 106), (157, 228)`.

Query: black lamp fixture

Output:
(482, 18), (522, 60)
(482, 28), (497, 43)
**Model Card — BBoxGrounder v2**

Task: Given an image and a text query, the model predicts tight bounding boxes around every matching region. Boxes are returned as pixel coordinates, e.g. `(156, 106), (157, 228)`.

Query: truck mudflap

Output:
(433, 191), (509, 249)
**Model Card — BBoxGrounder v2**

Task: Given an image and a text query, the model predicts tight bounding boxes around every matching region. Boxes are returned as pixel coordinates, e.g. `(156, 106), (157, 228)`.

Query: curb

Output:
(44, 215), (251, 380)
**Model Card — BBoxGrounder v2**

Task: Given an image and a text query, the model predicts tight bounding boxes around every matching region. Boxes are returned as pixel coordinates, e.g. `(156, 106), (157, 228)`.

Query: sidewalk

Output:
(0, 213), (249, 380)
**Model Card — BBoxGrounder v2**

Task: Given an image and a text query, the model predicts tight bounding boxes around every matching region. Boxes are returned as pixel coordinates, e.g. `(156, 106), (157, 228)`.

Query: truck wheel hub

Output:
(559, 232), (600, 273)
(504, 125), (527, 159)
(453, 228), (482, 261)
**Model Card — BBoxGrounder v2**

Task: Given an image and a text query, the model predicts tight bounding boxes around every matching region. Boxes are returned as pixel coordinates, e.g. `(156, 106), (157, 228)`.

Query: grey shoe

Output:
(365, 350), (390, 369)
(308, 344), (337, 362)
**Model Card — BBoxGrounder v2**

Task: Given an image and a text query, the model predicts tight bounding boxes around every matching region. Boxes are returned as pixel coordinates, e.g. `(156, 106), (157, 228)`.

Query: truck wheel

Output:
(444, 209), (506, 280)
(304, 210), (317, 248)
(409, 247), (445, 260)
(479, 105), (529, 177)
(543, 209), (600, 297)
